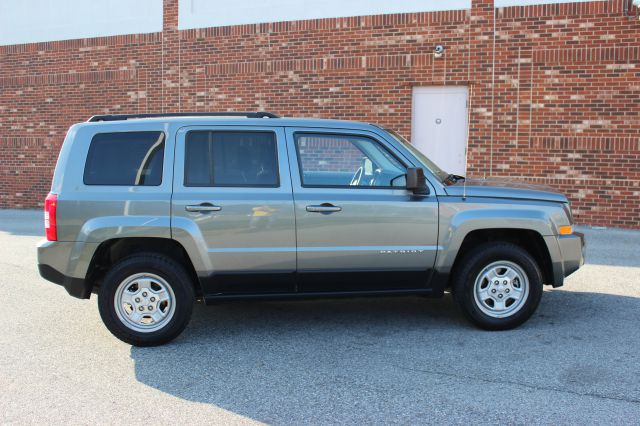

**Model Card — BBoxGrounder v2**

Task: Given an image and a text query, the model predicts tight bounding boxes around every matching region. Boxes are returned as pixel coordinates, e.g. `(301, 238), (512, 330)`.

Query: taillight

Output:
(44, 193), (58, 241)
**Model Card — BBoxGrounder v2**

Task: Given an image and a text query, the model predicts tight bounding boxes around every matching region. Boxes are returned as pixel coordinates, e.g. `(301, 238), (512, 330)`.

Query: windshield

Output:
(381, 127), (450, 183)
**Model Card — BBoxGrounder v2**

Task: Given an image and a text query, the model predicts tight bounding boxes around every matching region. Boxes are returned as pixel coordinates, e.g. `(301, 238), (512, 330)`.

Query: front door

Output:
(172, 126), (296, 295)
(285, 127), (439, 292)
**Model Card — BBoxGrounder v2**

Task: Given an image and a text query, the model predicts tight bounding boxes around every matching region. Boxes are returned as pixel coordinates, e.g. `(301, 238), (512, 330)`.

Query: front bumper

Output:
(543, 232), (585, 287)
(558, 231), (585, 279)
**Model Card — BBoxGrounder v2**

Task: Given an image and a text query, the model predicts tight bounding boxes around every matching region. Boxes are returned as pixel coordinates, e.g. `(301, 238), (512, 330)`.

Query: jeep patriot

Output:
(37, 112), (585, 346)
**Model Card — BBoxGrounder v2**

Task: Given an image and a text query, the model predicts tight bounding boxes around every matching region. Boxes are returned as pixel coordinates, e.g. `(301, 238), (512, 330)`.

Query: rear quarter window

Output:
(83, 131), (165, 186)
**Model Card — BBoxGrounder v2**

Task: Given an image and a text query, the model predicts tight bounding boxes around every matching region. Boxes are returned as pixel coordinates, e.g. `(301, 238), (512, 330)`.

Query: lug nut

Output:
(503, 280), (508, 285)
(142, 292), (148, 297)
(505, 289), (510, 293)
(138, 306), (144, 311)
(135, 298), (141, 303)
(150, 297), (156, 302)
(491, 289), (497, 293)
(148, 306), (153, 311)
(498, 294), (503, 299)
(494, 281), (499, 285)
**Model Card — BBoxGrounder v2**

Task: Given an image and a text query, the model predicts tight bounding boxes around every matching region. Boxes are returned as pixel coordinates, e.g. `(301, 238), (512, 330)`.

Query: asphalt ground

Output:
(1, 209), (639, 425)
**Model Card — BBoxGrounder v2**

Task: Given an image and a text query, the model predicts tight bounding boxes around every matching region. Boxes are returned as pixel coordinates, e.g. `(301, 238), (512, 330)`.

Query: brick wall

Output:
(297, 135), (374, 173)
(0, 0), (638, 227)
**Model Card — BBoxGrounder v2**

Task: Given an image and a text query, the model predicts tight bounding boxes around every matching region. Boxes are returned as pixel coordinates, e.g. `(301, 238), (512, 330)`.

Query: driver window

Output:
(295, 133), (406, 188)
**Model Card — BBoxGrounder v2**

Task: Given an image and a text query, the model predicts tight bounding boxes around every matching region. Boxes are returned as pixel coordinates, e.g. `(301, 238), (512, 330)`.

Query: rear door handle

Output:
(185, 203), (222, 212)
(306, 204), (342, 213)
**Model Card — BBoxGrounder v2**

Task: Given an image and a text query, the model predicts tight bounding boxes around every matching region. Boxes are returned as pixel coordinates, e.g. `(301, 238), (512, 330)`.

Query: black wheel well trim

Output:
(447, 228), (554, 288)
(86, 237), (203, 297)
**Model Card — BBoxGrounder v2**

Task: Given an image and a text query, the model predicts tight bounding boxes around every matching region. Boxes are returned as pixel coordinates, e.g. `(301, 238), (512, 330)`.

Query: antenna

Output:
(463, 173), (467, 200)
(462, 84), (472, 201)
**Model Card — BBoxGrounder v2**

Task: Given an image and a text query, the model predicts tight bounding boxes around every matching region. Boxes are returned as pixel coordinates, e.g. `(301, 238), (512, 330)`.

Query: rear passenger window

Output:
(84, 132), (165, 186)
(184, 131), (279, 187)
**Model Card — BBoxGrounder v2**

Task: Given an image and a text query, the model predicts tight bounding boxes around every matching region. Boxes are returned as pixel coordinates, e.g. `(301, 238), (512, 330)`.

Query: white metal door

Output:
(412, 86), (469, 176)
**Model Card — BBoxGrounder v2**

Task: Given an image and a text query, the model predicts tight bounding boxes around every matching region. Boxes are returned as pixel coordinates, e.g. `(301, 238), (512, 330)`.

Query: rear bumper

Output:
(37, 264), (91, 299)
(37, 239), (93, 299)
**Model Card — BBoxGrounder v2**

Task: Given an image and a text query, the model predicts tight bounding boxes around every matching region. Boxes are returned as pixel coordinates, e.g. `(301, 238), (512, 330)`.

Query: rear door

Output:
(172, 126), (296, 295)
(285, 127), (439, 293)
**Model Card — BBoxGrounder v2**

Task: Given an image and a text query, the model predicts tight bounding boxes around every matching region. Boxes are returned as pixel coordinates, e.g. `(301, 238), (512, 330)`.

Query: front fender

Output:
(435, 199), (559, 274)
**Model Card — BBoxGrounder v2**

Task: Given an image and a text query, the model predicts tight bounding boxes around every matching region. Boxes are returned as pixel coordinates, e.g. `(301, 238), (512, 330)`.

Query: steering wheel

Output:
(369, 168), (383, 186)
(350, 166), (363, 186)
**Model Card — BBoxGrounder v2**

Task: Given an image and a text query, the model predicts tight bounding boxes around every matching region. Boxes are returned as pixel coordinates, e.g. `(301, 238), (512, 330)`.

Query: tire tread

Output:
(98, 252), (195, 346)
(452, 242), (543, 330)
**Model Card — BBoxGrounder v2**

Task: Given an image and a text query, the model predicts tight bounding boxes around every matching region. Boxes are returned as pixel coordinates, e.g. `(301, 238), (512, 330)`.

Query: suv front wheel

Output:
(452, 242), (543, 330)
(98, 253), (195, 346)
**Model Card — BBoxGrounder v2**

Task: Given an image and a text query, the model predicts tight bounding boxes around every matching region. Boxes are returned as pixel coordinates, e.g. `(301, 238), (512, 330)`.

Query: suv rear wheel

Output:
(452, 242), (543, 330)
(98, 253), (195, 346)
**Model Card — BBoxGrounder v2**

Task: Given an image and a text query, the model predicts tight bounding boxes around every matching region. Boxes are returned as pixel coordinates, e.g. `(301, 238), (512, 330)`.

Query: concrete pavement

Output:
(1, 209), (639, 425)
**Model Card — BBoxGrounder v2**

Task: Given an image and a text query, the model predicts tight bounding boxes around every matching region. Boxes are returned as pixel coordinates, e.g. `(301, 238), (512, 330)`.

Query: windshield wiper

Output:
(445, 174), (465, 184)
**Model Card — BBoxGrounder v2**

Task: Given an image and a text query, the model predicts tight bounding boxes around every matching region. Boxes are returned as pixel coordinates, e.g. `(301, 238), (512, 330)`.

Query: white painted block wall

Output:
(495, 0), (605, 6)
(0, 0), (608, 46)
(178, 0), (472, 30)
(0, 0), (163, 46)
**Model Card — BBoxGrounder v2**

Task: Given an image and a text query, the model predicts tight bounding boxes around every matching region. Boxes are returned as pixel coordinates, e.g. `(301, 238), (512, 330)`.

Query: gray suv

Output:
(37, 112), (585, 346)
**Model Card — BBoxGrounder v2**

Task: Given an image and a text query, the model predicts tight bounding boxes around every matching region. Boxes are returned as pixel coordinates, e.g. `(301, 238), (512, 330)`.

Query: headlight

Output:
(562, 202), (574, 224)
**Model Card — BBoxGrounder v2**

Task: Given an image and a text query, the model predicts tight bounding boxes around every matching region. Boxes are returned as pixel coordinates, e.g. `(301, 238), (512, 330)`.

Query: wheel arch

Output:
(86, 237), (203, 298)
(443, 228), (554, 290)
(461, 229), (551, 279)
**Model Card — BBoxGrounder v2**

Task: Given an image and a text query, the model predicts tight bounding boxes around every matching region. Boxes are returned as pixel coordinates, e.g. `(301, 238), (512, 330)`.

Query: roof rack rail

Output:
(87, 112), (281, 122)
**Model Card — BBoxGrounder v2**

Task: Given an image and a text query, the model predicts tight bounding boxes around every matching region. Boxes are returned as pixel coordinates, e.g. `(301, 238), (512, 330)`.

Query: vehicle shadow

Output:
(130, 290), (640, 423)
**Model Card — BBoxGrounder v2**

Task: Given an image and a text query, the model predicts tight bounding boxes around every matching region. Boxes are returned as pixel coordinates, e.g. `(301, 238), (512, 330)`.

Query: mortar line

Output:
(489, 7), (497, 177)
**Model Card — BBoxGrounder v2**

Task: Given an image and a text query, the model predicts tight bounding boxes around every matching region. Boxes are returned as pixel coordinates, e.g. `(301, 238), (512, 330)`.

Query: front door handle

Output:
(185, 203), (222, 213)
(306, 203), (342, 213)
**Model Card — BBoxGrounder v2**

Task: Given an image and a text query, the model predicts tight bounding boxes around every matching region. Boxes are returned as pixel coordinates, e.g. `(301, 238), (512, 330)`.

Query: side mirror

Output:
(406, 168), (429, 195)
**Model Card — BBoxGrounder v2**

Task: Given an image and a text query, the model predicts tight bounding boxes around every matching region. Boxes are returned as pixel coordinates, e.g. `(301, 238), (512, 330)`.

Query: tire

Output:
(452, 242), (543, 330)
(98, 253), (195, 346)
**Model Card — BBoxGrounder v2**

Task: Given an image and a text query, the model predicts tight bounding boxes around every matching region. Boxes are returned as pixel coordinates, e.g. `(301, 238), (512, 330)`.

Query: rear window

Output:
(184, 131), (279, 187)
(83, 132), (165, 186)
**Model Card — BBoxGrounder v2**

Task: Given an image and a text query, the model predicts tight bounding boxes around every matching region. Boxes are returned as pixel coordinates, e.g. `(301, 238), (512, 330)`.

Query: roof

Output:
(79, 114), (377, 131)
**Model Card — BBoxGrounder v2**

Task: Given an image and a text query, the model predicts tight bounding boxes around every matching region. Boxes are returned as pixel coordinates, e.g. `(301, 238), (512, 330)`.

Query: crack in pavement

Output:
(392, 363), (640, 405)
